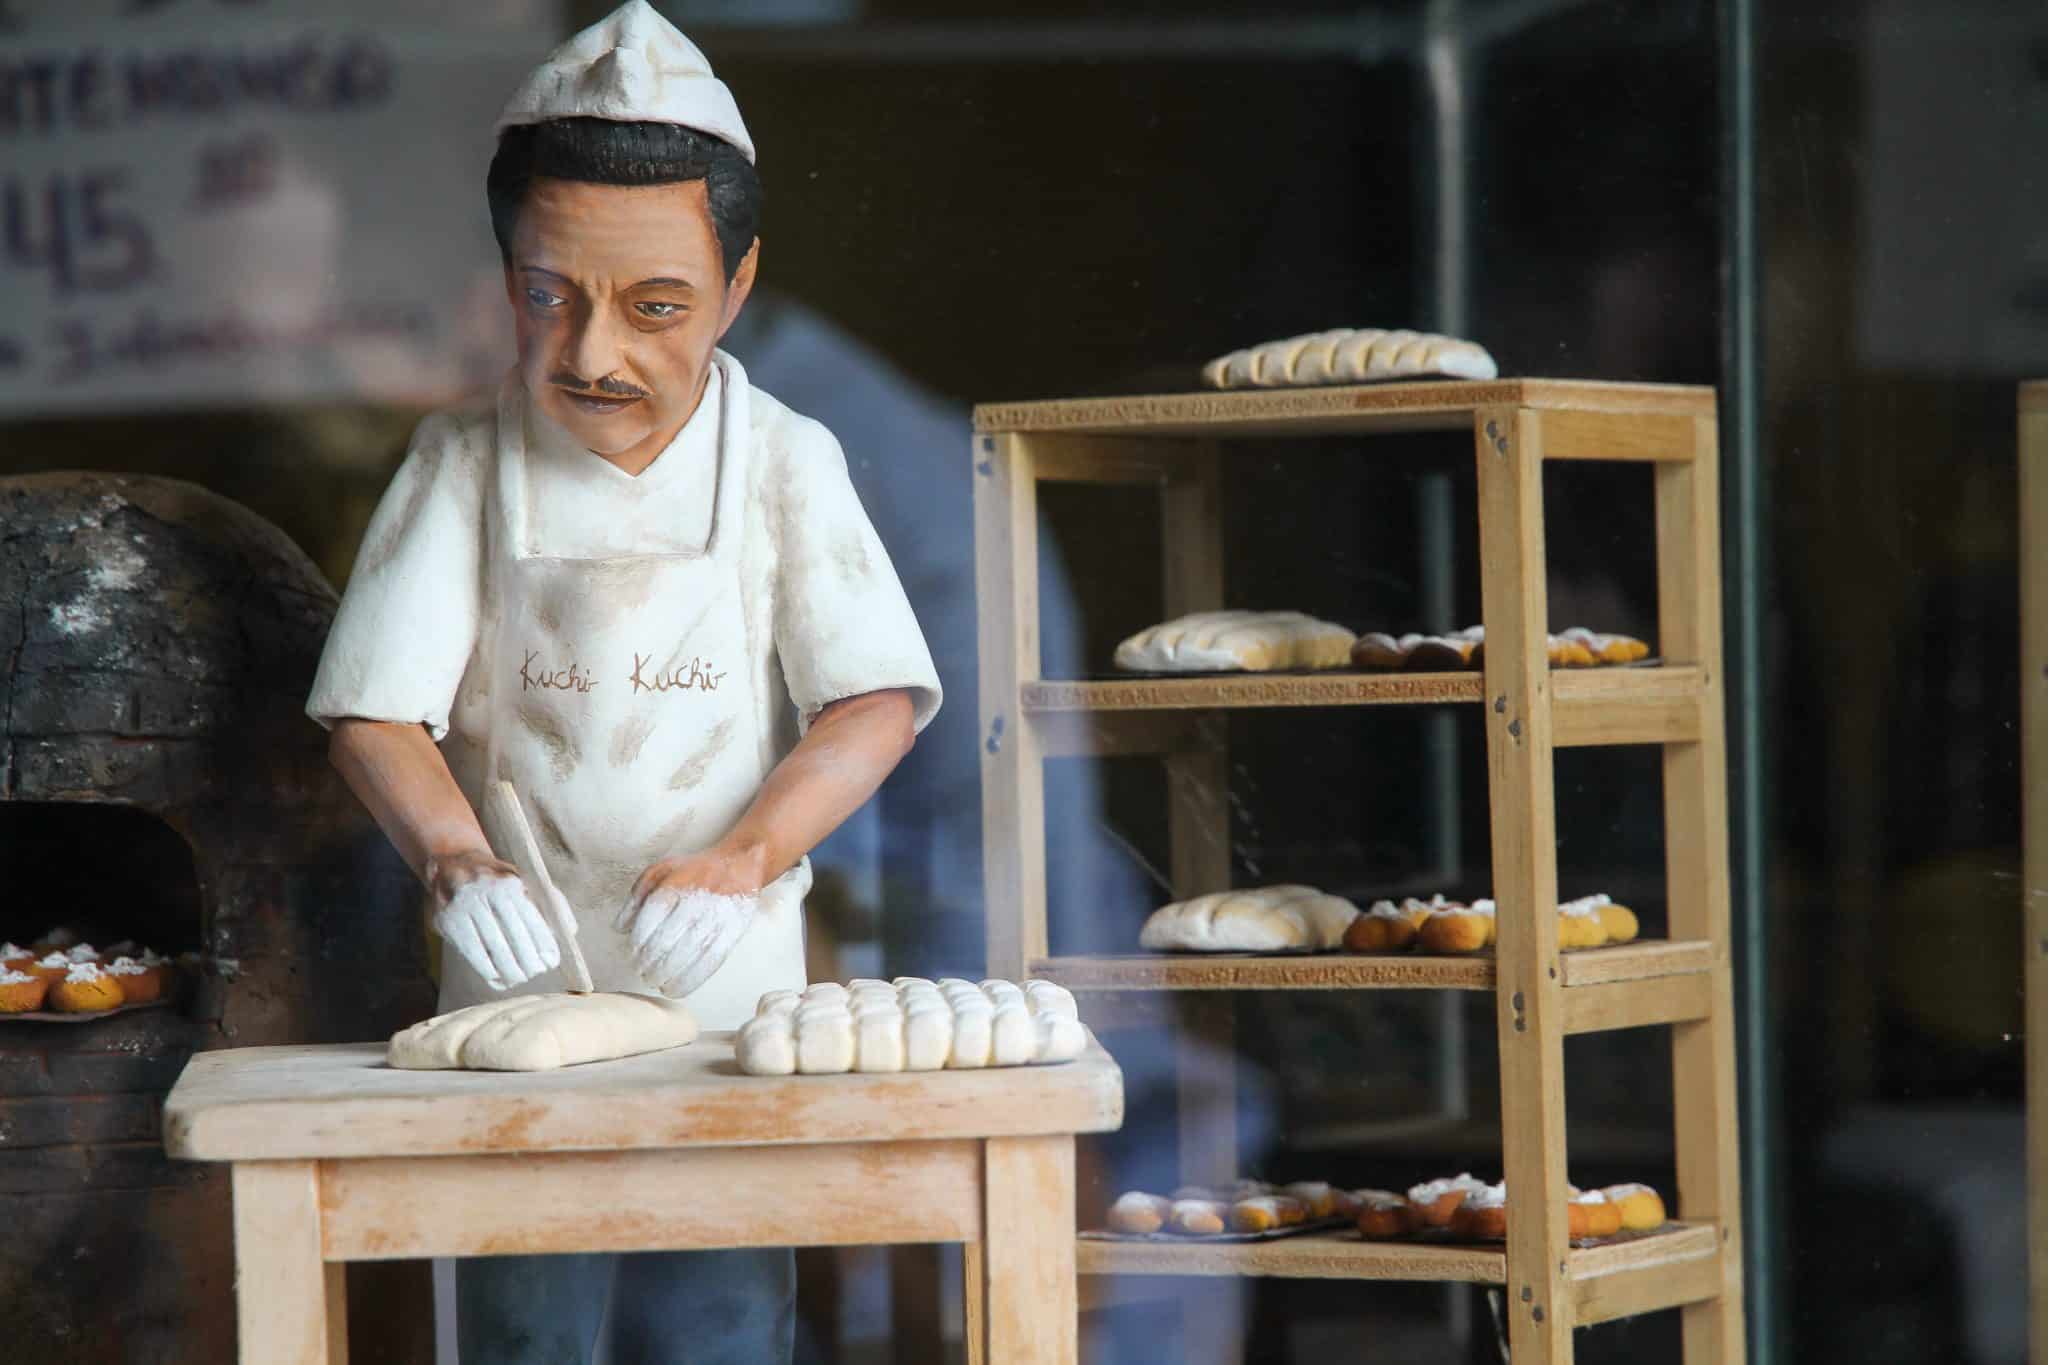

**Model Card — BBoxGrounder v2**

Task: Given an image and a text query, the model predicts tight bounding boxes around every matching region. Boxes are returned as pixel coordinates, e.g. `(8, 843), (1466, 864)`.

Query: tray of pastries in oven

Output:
(1087, 1179), (1361, 1243)
(1136, 885), (1639, 956)
(1350, 625), (1652, 671)
(0, 928), (180, 1019)
(1361, 1173), (1669, 1246)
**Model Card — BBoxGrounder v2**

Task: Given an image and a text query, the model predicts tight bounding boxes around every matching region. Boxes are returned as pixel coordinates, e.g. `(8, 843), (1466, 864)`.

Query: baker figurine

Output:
(306, 4), (940, 1360)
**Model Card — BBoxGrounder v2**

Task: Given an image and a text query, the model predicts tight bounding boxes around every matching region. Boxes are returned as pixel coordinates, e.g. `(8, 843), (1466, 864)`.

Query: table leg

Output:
(231, 1160), (333, 1365)
(325, 1264), (350, 1363)
(962, 1241), (988, 1365)
(980, 1135), (1077, 1365)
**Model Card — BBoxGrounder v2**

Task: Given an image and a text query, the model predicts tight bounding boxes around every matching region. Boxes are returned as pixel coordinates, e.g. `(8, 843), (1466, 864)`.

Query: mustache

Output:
(549, 371), (650, 400)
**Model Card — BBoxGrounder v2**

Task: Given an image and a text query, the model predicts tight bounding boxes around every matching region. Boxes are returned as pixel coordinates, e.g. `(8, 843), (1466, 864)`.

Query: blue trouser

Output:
(456, 1247), (794, 1364)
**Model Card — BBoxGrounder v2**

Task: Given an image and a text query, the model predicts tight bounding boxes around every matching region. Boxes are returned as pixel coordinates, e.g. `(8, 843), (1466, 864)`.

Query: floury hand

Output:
(616, 845), (766, 996)
(427, 850), (564, 991)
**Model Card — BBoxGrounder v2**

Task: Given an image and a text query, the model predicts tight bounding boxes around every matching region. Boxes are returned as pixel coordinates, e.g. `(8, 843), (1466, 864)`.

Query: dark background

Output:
(1, 1), (2027, 1362)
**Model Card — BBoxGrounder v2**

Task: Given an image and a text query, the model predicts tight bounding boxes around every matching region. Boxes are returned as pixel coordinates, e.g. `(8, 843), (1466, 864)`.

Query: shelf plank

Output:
(1563, 973), (1716, 1035)
(1017, 667), (1706, 750)
(1569, 1223), (1725, 1326)
(1078, 1231), (1505, 1283)
(973, 379), (1716, 441)
(1074, 1222), (1720, 1298)
(1030, 941), (1715, 994)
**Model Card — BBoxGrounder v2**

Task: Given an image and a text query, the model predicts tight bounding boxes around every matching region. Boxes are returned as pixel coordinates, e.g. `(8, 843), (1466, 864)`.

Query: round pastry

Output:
(1344, 902), (1419, 952)
(33, 927), (81, 952)
(1281, 1181), (1337, 1219)
(1450, 1182), (1508, 1240)
(1352, 632), (1408, 670)
(1228, 1195), (1307, 1233)
(64, 943), (102, 964)
(1407, 1174), (1487, 1229)
(1353, 1189), (1414, 1240)
(104, 957), (162, 1004)
(1568, 1190), (1624, 1240)
(1548, 635), (1597, 668)
(1106, 1191), (1172, 1236)
(0, 942), (33, 969)
(50, 962), (124, 1013)
(1600, 1183), (1666, 1231)
(1167, 1199), (1229, 1237)
(0, 968), (50, 1013)
(1557, 898), (1610, 950)
(25, 952), (73, 984)
(1419, 904), (1495, 955)
(1405, 636), (1474, 672)
(1403, 895), (1453, 928)
(1597, 901), (1639, 944)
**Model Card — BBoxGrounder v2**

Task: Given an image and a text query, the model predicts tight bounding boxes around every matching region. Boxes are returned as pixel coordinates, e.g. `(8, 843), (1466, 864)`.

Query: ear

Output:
(717, 238), (760, 339)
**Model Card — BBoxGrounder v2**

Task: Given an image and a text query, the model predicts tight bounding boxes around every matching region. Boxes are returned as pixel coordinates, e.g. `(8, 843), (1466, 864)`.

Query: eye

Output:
(636, 301), (683, 319)
(524, 287), (565, 310)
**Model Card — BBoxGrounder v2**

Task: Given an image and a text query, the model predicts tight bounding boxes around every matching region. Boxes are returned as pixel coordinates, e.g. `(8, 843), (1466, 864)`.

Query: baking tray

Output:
(3, 996), (176, 1024)
(1080, 1215), (1353, 1245)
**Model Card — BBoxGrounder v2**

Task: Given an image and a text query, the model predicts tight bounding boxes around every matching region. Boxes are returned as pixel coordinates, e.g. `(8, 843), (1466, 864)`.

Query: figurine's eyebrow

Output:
(635, 276), (696, 291)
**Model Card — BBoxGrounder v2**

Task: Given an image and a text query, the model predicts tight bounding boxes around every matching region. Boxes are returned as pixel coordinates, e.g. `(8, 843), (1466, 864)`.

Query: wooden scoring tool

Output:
(484, 779), (594, 993)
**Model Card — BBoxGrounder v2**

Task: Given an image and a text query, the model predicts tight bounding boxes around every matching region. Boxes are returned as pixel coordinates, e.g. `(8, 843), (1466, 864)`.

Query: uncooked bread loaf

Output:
(736, 977), (1085, 1076)
(1139, 885), (1361, 952)
(1114, 610), (1355, 673)
(387, 991), (700, 1072)
(1201, 327), (1498, 390)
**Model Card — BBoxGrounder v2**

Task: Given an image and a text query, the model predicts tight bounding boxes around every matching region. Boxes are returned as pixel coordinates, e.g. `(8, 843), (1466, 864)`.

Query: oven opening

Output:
(1, 803), (203, 1020)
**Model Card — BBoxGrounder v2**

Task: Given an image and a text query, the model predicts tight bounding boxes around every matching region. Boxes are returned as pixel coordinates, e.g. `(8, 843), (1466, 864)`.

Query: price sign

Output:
(0, 4), (548, 414)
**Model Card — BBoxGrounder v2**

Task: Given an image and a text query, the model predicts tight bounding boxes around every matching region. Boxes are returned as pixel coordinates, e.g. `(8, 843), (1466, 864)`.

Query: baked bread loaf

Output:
(1168, 1199), (1229, 1236)
(387, 991), (700, 1071)
(1351, 625), (1651, 671)
(1342, 901), (1420, 952)
(50, 962), (123, 1013)
(1202, 327), (1498, 389)
(1107, 1192), (1173, 1235)
(0, 968), (49, 1013)
(1139, 886), (1361, 953)
(1417, 901), (1496, 954)
(1228, 1195), (1309, 1233)
(1450, 1182), (1509, 1240)
(1353, 1189), (1414, 1240)
(1281, 1181), (1338, 1219)
(1600, 1183), (1666, 1231)
(25, 952), (72, 985)
(1570, 1190), (1624, 1239)
(736, 977), (1085, 1076)
(1115, 609), (1355, 673)
(1558, 897), (1610, 950)
(1408, 1173), (1488, 1229)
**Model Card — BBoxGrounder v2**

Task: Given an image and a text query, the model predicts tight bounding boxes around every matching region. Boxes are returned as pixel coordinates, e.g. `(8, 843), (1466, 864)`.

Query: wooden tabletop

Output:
(164, 1033), (1124, 1162)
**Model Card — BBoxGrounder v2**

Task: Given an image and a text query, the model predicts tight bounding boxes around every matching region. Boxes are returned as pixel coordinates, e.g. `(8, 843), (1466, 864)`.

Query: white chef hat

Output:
(495, 0), (755, 164)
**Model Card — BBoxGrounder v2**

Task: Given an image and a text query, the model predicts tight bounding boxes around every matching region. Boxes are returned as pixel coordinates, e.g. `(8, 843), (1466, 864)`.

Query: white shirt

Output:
(306, 362), (941, 746)
(525, 366), (720, 559)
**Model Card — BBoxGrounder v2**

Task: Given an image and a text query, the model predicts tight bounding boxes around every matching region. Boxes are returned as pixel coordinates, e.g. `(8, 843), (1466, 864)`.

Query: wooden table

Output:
(164, 1033), (1124, 1364)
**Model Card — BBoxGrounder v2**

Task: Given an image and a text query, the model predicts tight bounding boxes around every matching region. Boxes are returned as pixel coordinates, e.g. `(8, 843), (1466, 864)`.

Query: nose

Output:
(563, 301), (628, 388)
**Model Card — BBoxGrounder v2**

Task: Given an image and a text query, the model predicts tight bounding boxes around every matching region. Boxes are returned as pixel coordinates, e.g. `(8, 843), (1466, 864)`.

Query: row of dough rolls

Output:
(735, 977), (1086, 1076)
(1137, 885), (1640, 955)
(1368, 1174), (1667, 1242)
(1200, 328), (1498, 390)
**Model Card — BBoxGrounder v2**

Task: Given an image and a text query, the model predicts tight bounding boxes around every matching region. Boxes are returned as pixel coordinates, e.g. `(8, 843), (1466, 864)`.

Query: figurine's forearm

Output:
(715, 688), (917, 884)
(329, 718), (496, 886)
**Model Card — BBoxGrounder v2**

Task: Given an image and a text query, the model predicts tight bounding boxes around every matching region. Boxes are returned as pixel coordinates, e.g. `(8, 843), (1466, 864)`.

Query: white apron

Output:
(447, 354), (809, 1027)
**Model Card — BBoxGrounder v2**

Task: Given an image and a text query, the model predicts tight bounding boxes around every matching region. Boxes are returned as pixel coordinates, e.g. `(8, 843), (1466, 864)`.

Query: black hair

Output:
(486, 117), (761, 282)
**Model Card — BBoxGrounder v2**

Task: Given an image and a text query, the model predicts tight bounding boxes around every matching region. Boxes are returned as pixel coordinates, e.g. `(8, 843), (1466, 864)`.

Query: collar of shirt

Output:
(519, 367), (723, 559)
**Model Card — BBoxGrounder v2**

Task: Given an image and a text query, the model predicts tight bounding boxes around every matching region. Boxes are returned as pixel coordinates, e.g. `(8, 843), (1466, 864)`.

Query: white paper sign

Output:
(0, 3), (556, 414)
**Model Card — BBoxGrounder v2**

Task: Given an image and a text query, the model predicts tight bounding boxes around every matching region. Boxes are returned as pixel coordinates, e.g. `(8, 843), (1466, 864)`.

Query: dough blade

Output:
(485, 780), (594, 993)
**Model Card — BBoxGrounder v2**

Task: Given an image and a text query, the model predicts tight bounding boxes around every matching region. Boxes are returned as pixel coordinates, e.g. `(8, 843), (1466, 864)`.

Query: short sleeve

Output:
(771, 418), (943, 733)
(306, 409), (489, 740)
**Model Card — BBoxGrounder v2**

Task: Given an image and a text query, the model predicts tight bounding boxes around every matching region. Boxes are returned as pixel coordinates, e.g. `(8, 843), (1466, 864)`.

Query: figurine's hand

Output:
(616, 845), (768, 997)
(427, 850), (562, 992)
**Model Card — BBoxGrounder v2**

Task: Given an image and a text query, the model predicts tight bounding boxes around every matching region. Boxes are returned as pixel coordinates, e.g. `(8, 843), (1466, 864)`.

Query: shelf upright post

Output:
(975, 430), (1049, 985)
(1475, 404), (1573, 1364)
(1656, 414), (1746, 1365)
(2025, 384), (2048, 1365)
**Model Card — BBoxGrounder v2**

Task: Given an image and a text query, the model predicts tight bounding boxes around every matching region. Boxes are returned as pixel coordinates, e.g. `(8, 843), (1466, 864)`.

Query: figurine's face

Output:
(507, 177), (757, 467)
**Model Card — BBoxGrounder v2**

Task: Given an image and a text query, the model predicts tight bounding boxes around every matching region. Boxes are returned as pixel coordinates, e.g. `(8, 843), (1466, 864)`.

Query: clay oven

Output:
(0, 473), (434, 1364)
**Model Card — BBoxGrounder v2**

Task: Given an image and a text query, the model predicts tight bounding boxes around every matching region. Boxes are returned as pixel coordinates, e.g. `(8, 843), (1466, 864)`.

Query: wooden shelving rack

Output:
(2018, 381), (2046, 1365)
(973, 378), (1745, 1364)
